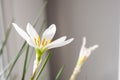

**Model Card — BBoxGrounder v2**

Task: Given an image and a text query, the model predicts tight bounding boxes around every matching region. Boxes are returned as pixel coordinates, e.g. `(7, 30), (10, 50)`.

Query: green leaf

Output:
(55, 65), (65, 80)
(0, 19), (13, 55)
(35, 52), (51, 80)
(32, 0), (48, 27)
(38, 19), (47, 35)
(6, 42), (27, 79)
(0, 59), (13, 77)
(21, 45), (29, 80)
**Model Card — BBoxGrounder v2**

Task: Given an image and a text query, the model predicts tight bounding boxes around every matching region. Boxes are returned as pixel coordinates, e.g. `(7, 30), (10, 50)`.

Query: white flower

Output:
(79, 37), (99, 63)
(12, 23), (74, 51)
(70, 37), (99, 80)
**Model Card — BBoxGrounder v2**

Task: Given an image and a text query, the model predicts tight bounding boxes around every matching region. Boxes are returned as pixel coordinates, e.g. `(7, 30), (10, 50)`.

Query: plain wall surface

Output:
(47, 0), (119, 80)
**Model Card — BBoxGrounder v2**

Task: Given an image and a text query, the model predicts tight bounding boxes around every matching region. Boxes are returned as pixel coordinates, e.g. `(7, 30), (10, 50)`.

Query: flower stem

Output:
(69, 58), (84, 80)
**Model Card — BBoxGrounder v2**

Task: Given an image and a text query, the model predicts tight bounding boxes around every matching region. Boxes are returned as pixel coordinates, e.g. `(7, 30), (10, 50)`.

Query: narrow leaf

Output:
(35, 52), (51, 80)
(0, 59), (13, 77)
(55, 65), (65, 80)
(21, 45), (29, 80)
(32, 0), (48, 27)
(0, 19), (13, 55)
(6, 42), (27, 79)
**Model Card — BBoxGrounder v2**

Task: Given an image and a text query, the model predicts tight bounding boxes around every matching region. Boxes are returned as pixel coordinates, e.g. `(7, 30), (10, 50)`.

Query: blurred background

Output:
(0, 0), (119, 80)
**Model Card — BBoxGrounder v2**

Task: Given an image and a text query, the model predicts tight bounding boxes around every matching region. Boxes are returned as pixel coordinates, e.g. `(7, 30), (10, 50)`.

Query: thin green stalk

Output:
(38, 19), (47, 35)
(55, 65), (65, 80)
(6, 42), (27, 79)
(32, 0), (48, 27)
(0, 59), (13, 77)
(0, 19), (13, 55)
(22, 45), (29, 80)
(35, 52), (51, 80)
(26, 48), (34, 70)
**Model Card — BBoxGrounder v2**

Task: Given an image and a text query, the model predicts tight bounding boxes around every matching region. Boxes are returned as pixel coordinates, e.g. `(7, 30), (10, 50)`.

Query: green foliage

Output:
(55, 65), (65, 80)
(35, 52), (51, 80)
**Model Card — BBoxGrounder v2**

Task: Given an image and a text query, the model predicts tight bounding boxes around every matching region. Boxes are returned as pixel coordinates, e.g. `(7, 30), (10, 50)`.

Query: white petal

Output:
(45, 36), (67, 48)
(79, 37), (87, 58)
(26, 23), (39, 41)
(47, 38), (74, 49)
(27, 38), (37, 48)
(41, 24), (56, 41)
(86, 45), (99, 57)
(12, 23), (30, 41)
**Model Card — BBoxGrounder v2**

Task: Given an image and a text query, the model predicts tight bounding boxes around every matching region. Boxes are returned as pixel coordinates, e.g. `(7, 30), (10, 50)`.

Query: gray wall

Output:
(47, 0), (119, 80)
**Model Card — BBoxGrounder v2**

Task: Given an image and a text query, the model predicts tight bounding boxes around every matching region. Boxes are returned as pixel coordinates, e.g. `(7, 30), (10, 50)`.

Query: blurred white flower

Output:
(70, 37), (99, 80)
(78, 37), (99, 65)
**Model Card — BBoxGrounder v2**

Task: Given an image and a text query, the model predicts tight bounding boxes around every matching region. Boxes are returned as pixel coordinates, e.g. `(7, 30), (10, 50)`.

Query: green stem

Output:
(31, 58), (41, 80)
(0, 19), (13, 55)
(22, 45), (29, 80)
(6, 42), (27, 80)
(35, 52), (51, 80)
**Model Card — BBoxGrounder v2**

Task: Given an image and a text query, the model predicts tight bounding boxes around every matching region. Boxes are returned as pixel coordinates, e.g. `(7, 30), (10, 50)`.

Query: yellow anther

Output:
(37, 36), (40, 46)
(45, 41), (48, 46)
(34, 36), (41, 47)
(42, 38), (46, 46)
(42, 38), (52, 47)
(34, 38), (37, 45)
(38, 36), (40, 42)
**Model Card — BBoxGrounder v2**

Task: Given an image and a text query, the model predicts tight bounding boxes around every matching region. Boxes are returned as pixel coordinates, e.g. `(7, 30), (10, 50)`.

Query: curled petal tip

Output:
(51, 24), (56, 26)
(82, 37), (86, 47)
(12, 23), (17, 27)
(90, 44), (99, 51)
(71, 38), (74, 41)
(49, 24), (56, 28)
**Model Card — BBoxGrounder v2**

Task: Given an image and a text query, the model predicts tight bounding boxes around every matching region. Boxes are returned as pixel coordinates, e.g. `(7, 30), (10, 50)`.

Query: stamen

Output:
(42, 38), (46, 46)
(34, 38), (37, 45)
(37, 36), (40, 46)
(34, 36), (41, 47)
(45, 41), (48, 46)
(42, 38), (52, 47)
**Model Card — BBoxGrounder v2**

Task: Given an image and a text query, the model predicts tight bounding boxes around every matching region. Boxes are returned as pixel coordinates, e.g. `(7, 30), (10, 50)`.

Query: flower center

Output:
(34, 36), (40, 47)
(34, 36), (52, 47)
(42, 38), (52, 47)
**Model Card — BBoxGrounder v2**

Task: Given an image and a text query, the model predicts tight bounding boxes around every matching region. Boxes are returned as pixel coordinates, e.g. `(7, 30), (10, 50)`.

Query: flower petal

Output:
(41, 24), (56, 41)
(12, 23), (30, 41)
(86, 45), (99, 57)
(47, 38), (74, 49)
(26, 23), (39, 41)
(46, 36), (67, 48)
(27, 38), (38, 48)
(79, 37), (86, 58)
